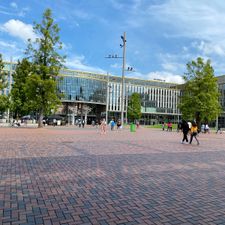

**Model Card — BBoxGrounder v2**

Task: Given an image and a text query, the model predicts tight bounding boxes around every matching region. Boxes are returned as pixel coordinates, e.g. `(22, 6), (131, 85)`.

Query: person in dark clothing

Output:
(181, 120), (189, 144)
(177, 121), (182, 132)
(82, 120), (85, 128)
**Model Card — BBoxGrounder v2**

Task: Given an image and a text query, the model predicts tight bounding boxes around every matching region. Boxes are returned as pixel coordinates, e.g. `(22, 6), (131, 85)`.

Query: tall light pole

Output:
(120, 32), (126, 127)
(106, 72), (110, 124)
(105, 32), (127, 127)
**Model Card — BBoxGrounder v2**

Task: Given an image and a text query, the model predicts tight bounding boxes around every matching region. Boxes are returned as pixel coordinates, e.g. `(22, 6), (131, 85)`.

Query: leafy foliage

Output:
(25, 8), (65, 127)
(0, 95), (9, 112)
(127, 93), (142, 122)
(10, 59), (33, 118)
(0, 54), (6, 90)
(25, 74), (61, 115)
(179, 57), (221, 126)
(0, 53), (9, 113)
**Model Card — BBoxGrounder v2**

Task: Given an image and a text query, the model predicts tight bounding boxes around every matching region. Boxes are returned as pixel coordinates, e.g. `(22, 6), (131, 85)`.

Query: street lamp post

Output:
(106, 72), (110, 124)
(120, 32), (126, 127)
(105, 32), (128, 127)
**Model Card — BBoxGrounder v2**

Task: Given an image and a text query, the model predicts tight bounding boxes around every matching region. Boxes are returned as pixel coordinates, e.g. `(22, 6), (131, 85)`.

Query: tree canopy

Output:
(25, 8), (65, 127)
(10, 59), (33, 118)
(0, 54), (6, 90)
(0, 54), (9, 113)
(127, 93), (142, 122)
(178, 57), (221, 126)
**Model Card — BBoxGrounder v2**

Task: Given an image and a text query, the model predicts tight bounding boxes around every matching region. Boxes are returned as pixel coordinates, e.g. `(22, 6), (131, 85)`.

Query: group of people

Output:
(109, 119), (122, 131)
(201, 123), (210, 133)
(75, 119), (85, 128)
(99, 118), (123, 134)
(162, 121), (173, 131)
(180, 120), (199, 145)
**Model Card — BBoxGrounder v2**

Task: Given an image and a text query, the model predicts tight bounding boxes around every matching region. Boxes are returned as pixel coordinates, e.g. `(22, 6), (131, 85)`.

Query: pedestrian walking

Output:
(167, 121), (172, 131)
(189, 121), (199, 145)
(181, 120), (189, 144)
(136, 120), (140, 129)
(201, 123), (205, 133)
(162, 122), (165, 131)
(82, 120), (85, 128)
(117, 119), (121, 129)
(205, 123), (210, 133)
(188, 121), (192, 131)
(110, 119), (115, 131)
(100, 118), (107, 134)
(78, 119), (82, 128)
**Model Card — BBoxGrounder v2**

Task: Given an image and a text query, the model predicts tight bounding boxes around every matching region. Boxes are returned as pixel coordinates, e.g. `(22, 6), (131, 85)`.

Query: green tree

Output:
(127, 93), (142, 122)
(179, 57), (221, 127)
(0, 54), (9, 113)
(25, 8), (65, 127)
(25, 74), (61, 118)
(10, 59), (33, 118)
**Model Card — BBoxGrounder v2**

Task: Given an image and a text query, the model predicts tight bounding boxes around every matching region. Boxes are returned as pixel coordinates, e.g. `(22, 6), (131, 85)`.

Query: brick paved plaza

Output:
(1, 126), (225, 225)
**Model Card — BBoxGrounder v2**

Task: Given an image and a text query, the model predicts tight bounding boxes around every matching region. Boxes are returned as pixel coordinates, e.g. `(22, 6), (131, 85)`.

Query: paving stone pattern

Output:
(1, 127), (225, 224)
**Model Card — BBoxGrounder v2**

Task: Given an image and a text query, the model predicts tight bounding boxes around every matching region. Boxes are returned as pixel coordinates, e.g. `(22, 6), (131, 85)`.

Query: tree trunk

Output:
(38, 109), (44, 128)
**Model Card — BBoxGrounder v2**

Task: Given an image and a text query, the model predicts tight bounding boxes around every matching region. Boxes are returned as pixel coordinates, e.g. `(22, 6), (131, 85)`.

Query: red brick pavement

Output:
(0, 126), (225, 225)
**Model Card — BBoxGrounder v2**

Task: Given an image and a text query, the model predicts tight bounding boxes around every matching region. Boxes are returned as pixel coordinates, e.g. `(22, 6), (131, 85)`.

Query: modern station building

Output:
(58, 68), (181, 125)
(2, 60), (225, 127)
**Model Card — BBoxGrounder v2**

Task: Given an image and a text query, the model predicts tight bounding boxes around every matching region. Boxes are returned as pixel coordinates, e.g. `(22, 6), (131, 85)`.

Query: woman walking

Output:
(100, 118), (107, 134)
(189, 121), (199, 145)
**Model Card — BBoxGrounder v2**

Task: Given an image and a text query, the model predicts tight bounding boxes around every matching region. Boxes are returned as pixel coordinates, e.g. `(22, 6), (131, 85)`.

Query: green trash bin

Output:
(130, 123), (136, 132)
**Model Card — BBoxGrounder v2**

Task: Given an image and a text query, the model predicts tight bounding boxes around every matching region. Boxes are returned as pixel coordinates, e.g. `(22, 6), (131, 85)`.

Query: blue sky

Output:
(1, 0), (225, 83)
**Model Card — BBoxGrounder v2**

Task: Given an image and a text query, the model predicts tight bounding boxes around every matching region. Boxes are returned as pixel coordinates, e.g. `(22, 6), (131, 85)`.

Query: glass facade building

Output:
(57, 68), (181, 124)
(3, 61), (224, 126)
(58, 69), (107, 104)
(217, 75), (225, 128)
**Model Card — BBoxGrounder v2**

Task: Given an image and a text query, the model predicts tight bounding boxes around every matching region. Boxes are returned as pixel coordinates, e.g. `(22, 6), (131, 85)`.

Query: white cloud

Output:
(72, 9), (90, 20)
(110, 63), (121, 69)
(146, 71), (184, 84)
(0, 40), (23, 61)
(158, 52), (188, 74)
(1, 19), (37, 42)
(109, 0), (124, 10)
(147, 0), (225, 58)
(148, 0), (225, 39)
(0, 40), (16, 49)
(66, 55), (106, 74)
(192, 40), (225, 56)
(161, 62), (179, 72)
(123, 69), (184, 84)
(111, 0), (225, 77)
(17, 7), (30, 17)
(10, 2), (18, 9)
(0, 9), (13, 16)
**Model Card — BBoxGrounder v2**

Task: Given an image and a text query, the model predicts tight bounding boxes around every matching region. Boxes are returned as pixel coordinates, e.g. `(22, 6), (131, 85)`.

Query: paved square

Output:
(0, 126), (225, 225)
